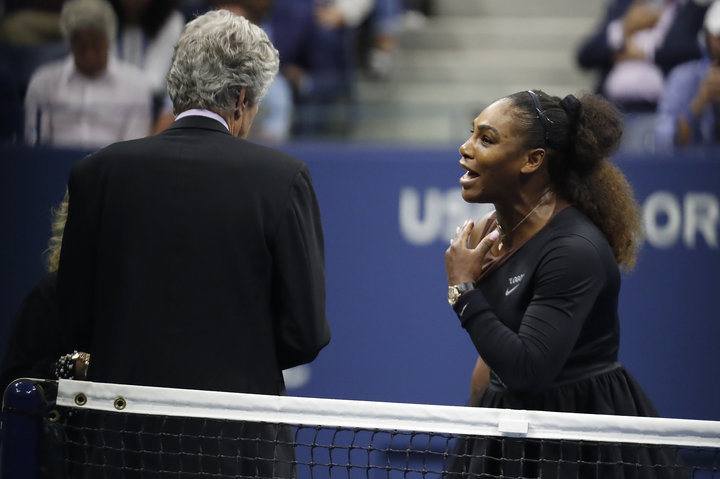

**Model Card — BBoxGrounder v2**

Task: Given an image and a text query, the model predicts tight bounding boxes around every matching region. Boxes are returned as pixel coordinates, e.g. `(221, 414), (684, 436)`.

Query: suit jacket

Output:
(576, 0), (707, 100)
(57, 115), (330, 395)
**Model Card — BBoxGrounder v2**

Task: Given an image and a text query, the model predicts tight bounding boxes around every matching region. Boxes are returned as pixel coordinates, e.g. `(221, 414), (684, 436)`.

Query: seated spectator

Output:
(24, 0), (152, 149)
(109, 0), (186, 109)
(656, 0), (720, 149)
(269, 0), (357, 137)
(577, 0), (708, 112)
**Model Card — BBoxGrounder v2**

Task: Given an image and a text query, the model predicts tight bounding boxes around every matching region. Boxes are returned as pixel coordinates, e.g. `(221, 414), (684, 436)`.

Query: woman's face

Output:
(457, 98), (529, 203)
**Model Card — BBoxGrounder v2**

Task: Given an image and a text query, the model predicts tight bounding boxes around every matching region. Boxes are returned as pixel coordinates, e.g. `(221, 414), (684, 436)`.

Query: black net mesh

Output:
(32, 407), (720, 479)
(2, 380), (719, 479)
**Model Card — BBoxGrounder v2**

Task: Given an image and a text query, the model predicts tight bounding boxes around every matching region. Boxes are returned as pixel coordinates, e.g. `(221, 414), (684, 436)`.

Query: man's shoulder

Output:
(73, 135), (155, 170)
(77, 134), (305, 174)
(241, 140), (304, 168)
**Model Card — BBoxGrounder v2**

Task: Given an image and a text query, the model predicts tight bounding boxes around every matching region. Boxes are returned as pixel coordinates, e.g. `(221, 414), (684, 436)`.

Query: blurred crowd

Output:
(0, 0), (432, 148)
(1, 0), (719, 152)
(576, 0), (720, 152)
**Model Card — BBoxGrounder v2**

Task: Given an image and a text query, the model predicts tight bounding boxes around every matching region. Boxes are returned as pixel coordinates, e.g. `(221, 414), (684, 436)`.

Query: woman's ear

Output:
(522, 148), (545, 173)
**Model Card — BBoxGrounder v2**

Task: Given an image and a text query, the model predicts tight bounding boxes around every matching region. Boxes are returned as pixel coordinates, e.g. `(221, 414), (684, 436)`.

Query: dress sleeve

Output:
(453, 235), (606, 392)
(270, 165), (330, 370)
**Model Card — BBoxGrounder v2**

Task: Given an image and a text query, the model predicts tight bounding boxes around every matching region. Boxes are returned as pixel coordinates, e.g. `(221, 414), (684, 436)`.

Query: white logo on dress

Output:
(505, 273), (525, 296)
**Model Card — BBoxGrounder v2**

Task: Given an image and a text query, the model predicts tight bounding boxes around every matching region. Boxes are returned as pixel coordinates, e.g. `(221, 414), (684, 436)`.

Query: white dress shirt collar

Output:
(175, 109), (230, 131)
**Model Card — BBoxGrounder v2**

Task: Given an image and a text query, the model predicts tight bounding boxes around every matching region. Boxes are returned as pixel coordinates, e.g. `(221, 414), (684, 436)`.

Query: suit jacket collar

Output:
(167, 115), (233, 136)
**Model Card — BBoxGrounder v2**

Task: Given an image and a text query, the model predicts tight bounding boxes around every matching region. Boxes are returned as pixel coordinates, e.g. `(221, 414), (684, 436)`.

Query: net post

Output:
(1, 379), (43, 479)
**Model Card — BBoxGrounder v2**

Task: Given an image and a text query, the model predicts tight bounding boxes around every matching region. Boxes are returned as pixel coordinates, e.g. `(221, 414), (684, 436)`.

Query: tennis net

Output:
(2, 378), (720, 478)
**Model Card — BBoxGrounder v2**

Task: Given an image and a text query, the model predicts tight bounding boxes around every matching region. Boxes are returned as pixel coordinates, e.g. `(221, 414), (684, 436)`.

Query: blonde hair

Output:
(45, 189), (69, 273)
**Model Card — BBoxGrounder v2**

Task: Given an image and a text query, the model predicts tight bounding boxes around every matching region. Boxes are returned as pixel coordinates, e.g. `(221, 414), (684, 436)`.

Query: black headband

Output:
(527, 90), (553, 146)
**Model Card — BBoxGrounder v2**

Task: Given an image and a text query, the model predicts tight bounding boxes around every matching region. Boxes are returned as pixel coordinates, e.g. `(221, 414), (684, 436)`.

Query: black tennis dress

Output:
(448, 206), (683, 478)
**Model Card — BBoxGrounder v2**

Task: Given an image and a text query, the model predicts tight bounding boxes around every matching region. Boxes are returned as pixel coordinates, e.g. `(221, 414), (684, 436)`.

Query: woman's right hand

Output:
(444, 220), (499, 285)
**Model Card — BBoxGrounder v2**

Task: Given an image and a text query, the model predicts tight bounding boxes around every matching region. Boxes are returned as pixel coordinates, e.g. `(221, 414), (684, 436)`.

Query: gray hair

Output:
(167, 10), (280, 116)
(59, 0), (117, 42)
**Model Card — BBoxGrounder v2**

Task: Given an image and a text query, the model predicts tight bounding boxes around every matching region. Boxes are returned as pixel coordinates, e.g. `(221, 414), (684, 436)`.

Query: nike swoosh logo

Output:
(459, 304), (468, 316)
(505, 284), (520, 296)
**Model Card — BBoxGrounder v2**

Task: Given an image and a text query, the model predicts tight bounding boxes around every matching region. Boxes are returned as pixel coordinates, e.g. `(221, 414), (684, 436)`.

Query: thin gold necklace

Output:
(497, 188), (551, 251)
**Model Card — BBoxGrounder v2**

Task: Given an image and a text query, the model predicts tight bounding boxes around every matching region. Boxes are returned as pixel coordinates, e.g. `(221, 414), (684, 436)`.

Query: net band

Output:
(56, 379), (720, 449)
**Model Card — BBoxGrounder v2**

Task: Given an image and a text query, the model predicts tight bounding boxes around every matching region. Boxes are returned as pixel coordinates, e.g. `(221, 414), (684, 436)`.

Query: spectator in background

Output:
(23, 0), (152, 149)
(577, 0), (709, 112)
(655, 0), (720, 149)
(109, 0), (185, 109)
(269, 0), (356, 137)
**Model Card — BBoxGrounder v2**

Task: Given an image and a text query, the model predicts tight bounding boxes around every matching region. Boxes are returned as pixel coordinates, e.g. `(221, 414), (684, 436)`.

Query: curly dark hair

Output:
(506, 90), (643, 271)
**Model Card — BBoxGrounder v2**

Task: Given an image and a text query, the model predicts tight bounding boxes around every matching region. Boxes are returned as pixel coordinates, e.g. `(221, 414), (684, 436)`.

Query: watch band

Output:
(448, 282), (476, 306)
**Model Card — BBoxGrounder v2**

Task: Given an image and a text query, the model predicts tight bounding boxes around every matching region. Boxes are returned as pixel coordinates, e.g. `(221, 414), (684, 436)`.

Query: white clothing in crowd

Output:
(24, 55), (152, 149)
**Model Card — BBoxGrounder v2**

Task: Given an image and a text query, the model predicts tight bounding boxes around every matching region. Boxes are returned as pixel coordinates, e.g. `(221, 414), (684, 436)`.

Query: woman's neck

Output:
(495, 187), (555, 250)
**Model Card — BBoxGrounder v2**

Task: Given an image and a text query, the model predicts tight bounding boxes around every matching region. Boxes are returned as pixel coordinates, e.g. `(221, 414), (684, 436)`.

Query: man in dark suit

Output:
(56, 11), (330, 475)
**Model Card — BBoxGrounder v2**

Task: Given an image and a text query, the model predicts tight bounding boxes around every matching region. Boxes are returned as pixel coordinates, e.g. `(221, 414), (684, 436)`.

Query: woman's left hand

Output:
(445, 220), (499, 285)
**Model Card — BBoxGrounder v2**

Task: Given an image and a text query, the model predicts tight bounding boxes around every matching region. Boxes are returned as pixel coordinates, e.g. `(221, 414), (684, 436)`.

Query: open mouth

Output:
(459, 168), (479, 188)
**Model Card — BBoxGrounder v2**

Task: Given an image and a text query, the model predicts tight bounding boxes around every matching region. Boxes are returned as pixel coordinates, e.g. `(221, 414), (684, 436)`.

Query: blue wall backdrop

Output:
(1, 144), (718, 421)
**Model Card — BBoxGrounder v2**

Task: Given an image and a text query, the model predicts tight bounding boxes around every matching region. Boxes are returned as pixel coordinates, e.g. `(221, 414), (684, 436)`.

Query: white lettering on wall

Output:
(400, 187), (719, 249)
(399, 187), (493, 246)
(643, 191), (719, 249)
(683, 192), (719, 248)
(643, 192), (682, 248)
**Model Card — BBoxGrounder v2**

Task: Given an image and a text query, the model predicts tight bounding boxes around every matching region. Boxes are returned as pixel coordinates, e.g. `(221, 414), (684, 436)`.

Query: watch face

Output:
(447, 286), (460, 305)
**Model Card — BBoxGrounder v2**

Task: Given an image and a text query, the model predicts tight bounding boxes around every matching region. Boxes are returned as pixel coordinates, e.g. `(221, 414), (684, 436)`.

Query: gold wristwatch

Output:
(447, 282), (476, 306)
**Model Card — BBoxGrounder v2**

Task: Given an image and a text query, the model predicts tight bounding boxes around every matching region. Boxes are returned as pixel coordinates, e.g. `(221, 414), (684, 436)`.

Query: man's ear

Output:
(234, 87), (248, 120)
(522, 148), (545, 174)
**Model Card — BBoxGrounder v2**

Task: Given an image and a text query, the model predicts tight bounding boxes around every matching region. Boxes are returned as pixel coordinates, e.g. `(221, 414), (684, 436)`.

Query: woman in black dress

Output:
(444, 90), (679, 478)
